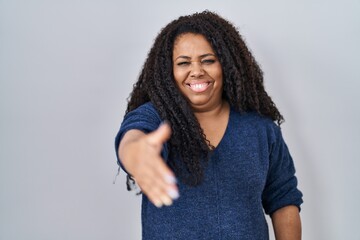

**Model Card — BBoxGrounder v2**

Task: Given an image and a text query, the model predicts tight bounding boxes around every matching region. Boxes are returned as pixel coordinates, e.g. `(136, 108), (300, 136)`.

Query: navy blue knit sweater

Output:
(115, 102), (303, 240)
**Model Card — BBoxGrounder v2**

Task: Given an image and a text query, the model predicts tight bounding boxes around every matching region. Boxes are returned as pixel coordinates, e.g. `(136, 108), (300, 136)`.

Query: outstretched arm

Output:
(271, 205), (301, 240)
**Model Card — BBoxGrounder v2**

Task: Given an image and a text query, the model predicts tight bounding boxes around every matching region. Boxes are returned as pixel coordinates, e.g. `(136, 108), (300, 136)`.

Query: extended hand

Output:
(119, 123), (179, 207)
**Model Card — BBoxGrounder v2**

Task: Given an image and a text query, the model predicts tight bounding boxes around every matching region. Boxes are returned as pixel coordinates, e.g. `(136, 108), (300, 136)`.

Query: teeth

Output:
(190, 83), (208, 89)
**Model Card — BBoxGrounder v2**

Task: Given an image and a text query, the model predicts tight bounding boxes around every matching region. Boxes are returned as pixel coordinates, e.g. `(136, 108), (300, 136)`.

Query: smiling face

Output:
(172, 33), (223, 112)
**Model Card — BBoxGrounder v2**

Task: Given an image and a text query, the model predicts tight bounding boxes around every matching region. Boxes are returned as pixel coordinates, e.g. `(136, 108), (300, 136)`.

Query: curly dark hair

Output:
(124, 10), (284, 188)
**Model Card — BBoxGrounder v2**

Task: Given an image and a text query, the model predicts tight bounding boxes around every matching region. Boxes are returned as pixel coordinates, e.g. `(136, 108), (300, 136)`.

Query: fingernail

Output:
(161, 196), (173, 206)
(154, 201), (163, 208)
(167, 189), (179, 200)
(164, 175), (177, 184)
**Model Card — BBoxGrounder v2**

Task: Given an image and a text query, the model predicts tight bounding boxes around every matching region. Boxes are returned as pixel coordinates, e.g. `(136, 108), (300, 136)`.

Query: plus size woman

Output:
(115, 11), (303, 240)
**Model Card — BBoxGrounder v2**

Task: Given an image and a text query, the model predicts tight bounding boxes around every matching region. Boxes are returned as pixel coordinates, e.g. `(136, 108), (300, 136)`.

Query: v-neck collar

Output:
(210, 106), (233, 152)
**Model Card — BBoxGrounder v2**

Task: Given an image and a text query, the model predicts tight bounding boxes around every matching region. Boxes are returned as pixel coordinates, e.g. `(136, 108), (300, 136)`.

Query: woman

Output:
(115, 11), (303, 239)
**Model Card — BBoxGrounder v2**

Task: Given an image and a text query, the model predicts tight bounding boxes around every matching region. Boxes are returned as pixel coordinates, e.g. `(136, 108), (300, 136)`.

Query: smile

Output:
(186, 82), (211, 93)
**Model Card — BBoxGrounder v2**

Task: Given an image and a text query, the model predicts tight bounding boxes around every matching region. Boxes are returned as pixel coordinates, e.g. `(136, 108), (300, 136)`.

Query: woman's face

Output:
(172, 33), (223, 112)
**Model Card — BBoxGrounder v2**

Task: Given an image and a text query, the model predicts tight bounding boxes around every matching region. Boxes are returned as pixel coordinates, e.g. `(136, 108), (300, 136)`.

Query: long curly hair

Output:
(125, 10), (284, 188)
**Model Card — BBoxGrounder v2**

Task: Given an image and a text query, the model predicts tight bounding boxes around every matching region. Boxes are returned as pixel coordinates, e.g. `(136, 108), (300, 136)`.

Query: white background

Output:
(1, 0), (359, 239)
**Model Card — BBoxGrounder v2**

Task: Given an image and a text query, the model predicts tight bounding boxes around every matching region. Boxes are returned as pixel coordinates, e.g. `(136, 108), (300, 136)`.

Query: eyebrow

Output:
(174, 53), (216, 61)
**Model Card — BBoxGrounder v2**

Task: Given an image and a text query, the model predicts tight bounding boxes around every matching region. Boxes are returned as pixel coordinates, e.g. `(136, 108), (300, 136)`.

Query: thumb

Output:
(146, 122), (172, 146)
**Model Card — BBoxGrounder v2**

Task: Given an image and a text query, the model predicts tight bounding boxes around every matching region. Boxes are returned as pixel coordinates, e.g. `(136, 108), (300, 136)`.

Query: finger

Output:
(132, 153), (176, 188)
(139, 182), (163, 208)
(146, 122), (172, 146)
(152, 164), (179, 201)
(140, 174), (175, 207)
(137, 160), (179, 204)
(142, 157), (179, 195)
(147, 154), (176, 182)
(160, 195), (173, 206)
(151, 166), (179, 199)
(149, 183), (174, 207)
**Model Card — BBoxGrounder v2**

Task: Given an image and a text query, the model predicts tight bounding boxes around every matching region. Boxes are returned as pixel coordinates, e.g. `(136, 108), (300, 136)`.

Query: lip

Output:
(185, 80), (212, 93)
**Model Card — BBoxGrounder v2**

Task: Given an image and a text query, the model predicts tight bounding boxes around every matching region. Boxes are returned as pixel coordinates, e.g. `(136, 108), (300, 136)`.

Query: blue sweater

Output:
(115, 102), (303, 240)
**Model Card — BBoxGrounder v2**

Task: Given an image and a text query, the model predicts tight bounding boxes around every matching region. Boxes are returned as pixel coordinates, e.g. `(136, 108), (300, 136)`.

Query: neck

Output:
(193, 100), (229, 123)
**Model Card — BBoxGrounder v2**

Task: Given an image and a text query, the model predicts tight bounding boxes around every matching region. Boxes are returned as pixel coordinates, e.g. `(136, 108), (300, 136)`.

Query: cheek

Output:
(173, 69), (186, 86)
(217, 67), (224, 85)
(211, 68), (223, 85)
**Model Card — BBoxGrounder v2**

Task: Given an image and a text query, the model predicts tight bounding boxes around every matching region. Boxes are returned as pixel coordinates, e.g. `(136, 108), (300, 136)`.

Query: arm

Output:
(118, 123), (179, 207)
(261, 124), (303, 238)
(271, 205), (301, 240)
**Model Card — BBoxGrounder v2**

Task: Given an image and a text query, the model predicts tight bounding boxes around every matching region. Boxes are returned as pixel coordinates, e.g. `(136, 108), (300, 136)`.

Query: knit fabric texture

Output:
(115, 102), (303, 240)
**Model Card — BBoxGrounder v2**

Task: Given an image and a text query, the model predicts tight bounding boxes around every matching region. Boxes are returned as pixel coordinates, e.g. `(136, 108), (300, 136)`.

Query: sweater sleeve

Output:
(261, 125), (303, 215)
(114, 102), (168, 174)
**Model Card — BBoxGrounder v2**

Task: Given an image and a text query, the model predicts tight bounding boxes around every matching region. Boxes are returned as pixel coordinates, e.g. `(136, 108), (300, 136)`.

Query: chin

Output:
(187, 97), (210, 106)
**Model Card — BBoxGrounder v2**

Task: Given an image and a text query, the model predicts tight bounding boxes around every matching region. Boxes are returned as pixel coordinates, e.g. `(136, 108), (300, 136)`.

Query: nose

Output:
(190, 62), (204, 78)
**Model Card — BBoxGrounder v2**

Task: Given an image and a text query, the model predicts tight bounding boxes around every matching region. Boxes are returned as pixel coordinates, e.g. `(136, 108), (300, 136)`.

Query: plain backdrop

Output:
(1, 0), (359, 239)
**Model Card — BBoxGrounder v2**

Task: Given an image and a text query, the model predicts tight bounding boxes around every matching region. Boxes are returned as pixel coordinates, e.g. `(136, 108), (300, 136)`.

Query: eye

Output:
(177, 61), (190, 66)
(201, 59), (216, 64)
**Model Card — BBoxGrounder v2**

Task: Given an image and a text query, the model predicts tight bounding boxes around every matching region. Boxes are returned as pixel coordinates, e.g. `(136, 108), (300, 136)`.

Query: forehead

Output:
(173, 33), (215, 55)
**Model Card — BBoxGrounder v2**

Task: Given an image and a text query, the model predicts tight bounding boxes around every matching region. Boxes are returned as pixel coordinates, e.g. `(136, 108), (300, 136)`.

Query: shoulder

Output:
(125, 102), (162, 123)
(117, 102), (164, 136)
(127, 102), (159, 117)
(231, 109), (281, 142)
(232, 109), (279, 130)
